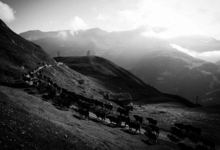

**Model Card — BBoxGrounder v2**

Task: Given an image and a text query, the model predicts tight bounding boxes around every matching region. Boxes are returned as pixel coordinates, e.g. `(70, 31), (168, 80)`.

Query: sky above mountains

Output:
(1, 0), (220, 40)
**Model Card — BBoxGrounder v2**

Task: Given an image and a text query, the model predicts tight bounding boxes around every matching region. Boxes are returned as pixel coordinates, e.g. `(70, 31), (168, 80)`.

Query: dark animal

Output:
(133, 115), (143, 124)
(146, 117), (157, 126)
(146, 131), (158, 144)
(106, 116), (121, 126)
(125, 121), (141, 133)
(171, 126), (184, 139)
(104, 103), (113, 112)
(94, 111), (106, 121)
(149, 125), (160, 136)
(174, 123), (186, 131)
(117, 108), (129, 117)
(78, 101), (90, 110)
(78, 108), (89, 120)
(184, 124), (194, 133)
(94, 100), (104, 109)
(118, 115), (130, 126)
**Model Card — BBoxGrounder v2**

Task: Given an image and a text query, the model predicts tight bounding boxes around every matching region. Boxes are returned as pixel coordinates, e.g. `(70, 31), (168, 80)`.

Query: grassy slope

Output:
(0, 85), (177, 150)
(54, 56), (175, 102)
(54, 56), (196, 107)
(1, 84), (220, 150)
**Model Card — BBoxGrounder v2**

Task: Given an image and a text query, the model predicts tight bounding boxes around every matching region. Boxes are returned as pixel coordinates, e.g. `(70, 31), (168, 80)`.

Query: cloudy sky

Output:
(1, 0), (220, 40)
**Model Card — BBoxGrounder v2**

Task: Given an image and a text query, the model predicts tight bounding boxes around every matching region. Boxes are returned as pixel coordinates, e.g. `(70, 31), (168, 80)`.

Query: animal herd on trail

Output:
(21, 62), (217, 149)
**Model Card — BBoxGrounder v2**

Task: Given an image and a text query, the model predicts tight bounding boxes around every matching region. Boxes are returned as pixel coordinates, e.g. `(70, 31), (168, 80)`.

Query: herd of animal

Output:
(21, 62), (217, 150)
(168, 123), (216, 150)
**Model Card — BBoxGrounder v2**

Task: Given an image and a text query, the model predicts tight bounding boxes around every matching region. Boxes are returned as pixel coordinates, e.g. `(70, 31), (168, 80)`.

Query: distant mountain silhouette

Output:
(131, 49), (220, 105)
(216, 60), (220, 66)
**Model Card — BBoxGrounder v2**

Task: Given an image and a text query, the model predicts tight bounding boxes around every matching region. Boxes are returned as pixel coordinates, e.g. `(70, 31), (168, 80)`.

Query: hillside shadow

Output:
(89, 117), (109, 125)
(27, 91), (36, 95)
(23, 88), (33, 92)
(72, 114), (84, 120)
(105, 123), (120, 128)
(52, 102), (68, 111)
(141, 139), (155, 146)
(41, 95), (51, 101)
(0, 82), (30, 89)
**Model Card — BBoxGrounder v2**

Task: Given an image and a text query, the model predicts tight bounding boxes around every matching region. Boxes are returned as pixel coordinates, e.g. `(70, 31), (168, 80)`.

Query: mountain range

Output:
(1, 19), (184, 105)
(19, 28), (220, 105)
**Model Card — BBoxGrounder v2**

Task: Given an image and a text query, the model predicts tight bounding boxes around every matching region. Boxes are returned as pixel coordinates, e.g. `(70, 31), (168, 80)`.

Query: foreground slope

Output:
(1, 85), (220, 150)
(0, 19), (55, 83)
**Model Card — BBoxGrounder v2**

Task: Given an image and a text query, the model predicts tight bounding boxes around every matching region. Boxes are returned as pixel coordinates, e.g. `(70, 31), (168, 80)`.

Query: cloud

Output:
(197, 8), (208, 14)
(69, 16), (88, 35)
(0, 1), (15, 23)
(152, 26), (168, 33)
(57, 31), (68, 39)
(171, 44), (220, 62)
(213, 11), (220, 23)
(96, 13), (109, 21)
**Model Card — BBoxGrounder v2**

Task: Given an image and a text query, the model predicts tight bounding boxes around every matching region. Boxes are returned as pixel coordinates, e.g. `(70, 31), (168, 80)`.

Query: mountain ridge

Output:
(19, 27), (220, 104)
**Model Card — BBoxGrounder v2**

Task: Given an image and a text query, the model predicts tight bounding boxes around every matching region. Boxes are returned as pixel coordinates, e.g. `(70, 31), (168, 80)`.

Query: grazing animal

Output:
(78, 101), (90, 110)
(125, 121), (141, 133)
(94, 111), (106, 121)
(133, 115), (143, 124)
(117, 108), (130, 117)
(78, 108), (89, 120)
(118, 115), (130, 126)
(175, 123), (186, 131)
(106, 116), (122, 126)
(171, 126), (184, 139)
(184, 124), (194, 133)
(104, 103), (113, 112)
(146, 117), (157, 126)
(147, 131), (158, 144)
(149, 125), (160, 136)
(95, 100), (104, 109)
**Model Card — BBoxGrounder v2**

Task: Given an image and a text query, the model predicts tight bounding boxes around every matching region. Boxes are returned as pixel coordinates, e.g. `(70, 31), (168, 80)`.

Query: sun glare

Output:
(137, 2), (201, 39)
